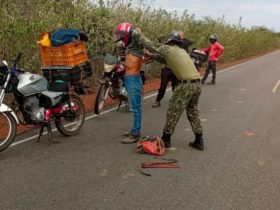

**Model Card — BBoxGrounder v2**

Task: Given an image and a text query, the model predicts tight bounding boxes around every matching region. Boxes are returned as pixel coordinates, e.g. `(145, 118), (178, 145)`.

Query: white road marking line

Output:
(85, 91), (163, 121)
(272, 80), (280, 93)
(11, 128), (58, 147)
(12, 51), (279, 147)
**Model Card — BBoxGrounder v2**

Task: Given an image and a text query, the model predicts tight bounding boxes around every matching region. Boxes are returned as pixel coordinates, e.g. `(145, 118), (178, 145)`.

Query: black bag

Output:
(42, 66), (82, 86)
(48, 81), (69, 92)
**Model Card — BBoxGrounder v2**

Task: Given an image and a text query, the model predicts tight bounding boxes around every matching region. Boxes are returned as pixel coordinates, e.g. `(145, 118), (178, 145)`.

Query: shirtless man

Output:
(115, 23), (145, 143)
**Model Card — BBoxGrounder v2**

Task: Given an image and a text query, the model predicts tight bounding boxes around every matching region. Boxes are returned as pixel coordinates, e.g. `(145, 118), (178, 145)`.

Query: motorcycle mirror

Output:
(15, 53), (22, 62)
(12, 52), (22, 70)
(2, 60), (8, 67)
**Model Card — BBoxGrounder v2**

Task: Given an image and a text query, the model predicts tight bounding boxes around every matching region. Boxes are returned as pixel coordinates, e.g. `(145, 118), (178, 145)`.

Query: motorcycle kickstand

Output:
(37, 123), (60, 144)
(37, 124), (45, 143)
(117, 99), (123, 112)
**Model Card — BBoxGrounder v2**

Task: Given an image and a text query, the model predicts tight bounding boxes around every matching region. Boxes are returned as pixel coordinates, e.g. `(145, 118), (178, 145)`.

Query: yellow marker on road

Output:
(272, 80), (280, 93)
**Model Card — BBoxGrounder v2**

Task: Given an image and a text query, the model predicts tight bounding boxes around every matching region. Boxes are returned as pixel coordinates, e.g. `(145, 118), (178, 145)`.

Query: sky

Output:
(149, 0), (280, 32)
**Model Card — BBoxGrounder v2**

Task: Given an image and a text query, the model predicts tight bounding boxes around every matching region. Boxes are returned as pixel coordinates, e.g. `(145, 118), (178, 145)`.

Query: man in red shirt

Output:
(201, 34), (224, 85)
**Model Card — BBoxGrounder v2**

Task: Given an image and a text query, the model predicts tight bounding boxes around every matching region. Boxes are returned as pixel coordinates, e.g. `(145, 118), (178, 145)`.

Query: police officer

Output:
(141, 31), (204, 151)
(152, 32), (194, 108)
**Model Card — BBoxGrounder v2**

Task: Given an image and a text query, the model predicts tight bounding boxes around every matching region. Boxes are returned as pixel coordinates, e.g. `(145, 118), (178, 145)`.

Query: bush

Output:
(0, 0), (279, 78)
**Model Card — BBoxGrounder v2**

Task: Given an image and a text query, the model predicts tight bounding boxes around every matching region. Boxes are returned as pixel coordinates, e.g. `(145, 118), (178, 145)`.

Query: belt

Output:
(178, 79), (200, 83)
(140, 158), (180, 177)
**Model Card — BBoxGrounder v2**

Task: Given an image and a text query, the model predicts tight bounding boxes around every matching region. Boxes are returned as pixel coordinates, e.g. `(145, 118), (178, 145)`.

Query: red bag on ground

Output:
(137, 136), (165, 156)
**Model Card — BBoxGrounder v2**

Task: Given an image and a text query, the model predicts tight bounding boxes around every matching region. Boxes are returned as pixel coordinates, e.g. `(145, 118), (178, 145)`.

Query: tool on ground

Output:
(140, 157), (180, 176)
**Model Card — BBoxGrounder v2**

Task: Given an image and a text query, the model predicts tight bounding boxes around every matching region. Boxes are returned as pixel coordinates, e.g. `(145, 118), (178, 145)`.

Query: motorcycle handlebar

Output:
(12, 52), (22, 72)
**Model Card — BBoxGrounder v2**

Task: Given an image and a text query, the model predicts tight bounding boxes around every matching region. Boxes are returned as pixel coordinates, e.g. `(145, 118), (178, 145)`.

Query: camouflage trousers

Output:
(163, 82), (203, 135)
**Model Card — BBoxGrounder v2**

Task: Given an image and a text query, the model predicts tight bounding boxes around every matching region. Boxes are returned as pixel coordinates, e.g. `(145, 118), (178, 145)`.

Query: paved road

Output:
(1, 51), (280, 210)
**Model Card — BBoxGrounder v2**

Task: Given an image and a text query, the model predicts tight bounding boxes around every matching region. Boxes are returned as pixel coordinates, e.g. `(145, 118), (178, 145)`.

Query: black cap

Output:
(161, 31), (182, 44)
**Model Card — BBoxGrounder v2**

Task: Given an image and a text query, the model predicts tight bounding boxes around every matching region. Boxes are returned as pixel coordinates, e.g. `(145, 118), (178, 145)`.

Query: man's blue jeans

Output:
(124, 74), (143, 136)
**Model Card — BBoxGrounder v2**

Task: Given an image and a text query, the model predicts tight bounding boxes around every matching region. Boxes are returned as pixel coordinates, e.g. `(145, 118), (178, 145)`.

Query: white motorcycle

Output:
(0, 53), (85, 152)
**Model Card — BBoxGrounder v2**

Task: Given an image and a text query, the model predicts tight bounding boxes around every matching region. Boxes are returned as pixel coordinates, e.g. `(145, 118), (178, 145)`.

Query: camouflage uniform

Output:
(126, 30), (144, 57)
(138, 32), (203, 147)
(164, 82), (202, 135)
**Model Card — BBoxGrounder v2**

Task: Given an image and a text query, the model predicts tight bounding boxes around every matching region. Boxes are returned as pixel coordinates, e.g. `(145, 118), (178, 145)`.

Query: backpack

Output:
(137, 136), (165, 156)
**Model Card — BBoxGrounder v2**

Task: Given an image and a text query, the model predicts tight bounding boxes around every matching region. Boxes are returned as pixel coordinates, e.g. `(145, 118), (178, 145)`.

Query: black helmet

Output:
(209, 34), (218, 41)
(162, 31), (182, 44)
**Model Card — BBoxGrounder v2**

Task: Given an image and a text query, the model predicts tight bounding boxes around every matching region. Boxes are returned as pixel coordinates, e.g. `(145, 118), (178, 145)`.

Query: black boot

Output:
(161, 132), (171, 148)
(189, 133), (204, 151)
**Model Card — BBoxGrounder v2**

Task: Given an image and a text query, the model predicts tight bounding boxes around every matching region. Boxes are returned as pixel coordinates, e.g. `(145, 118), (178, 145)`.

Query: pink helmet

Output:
(115, 22), (133, 46)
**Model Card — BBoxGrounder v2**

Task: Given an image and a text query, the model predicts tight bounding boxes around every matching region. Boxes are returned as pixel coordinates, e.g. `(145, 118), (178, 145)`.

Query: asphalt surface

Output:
(1, 51), (280, 210)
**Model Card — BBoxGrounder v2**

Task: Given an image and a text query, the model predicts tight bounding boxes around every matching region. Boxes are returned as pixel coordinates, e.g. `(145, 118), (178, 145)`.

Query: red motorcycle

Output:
(94, 54), (128, 114)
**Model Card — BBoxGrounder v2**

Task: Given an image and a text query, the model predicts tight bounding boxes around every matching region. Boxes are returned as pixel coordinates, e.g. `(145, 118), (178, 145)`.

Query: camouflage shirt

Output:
(139, 34), (200, 80)
(125, 30), (144, 58)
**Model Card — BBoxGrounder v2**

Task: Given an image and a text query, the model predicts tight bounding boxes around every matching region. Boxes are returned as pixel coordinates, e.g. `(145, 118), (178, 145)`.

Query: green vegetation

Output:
(0, 0), (279, 77)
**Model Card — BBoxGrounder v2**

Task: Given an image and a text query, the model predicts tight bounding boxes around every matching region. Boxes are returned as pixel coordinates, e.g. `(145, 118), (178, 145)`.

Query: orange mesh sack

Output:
(137, 136), (165, 156)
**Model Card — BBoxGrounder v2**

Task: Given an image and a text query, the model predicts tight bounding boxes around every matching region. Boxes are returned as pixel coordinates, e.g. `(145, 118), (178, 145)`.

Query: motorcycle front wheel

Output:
(55, 95), (85, 136)
(94, 84), (110, 115)
(0, 112), (17, 152)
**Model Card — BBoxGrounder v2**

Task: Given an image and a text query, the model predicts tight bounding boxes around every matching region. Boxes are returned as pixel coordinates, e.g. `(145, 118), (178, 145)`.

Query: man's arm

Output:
(201, 46), (211, 54)
(137, 32), (171, 57)
(216, 43), (224, 58)
(144, 50), (166, 64)
(151, 53), (166, 64)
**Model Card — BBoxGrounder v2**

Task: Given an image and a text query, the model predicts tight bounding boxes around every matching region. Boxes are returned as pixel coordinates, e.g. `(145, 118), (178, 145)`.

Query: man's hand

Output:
(143, 49), (153, 64)
(144, 49), (152, 57)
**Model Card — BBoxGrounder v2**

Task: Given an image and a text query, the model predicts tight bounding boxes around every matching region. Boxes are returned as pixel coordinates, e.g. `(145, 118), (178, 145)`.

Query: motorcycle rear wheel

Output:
(94, 84), (109, 115)
(0, 112), (17, 152)
(55, 95), (85, 136)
